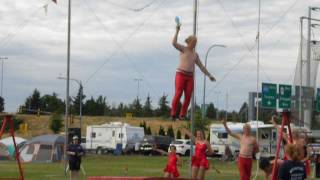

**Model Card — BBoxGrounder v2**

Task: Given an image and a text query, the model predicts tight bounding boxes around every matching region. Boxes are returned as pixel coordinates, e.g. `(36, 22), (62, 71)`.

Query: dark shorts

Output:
(69, 160), (81, 171)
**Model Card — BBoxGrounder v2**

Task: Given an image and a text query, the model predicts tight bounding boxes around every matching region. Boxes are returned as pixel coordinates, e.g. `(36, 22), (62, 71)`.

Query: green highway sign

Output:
(278, 84), (292, 109)
(262, 83), (277, 109)
(317, 88), (320, 112)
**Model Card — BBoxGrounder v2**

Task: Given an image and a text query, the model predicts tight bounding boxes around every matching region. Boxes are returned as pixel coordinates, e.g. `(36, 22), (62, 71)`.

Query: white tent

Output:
(0, 142), (10, 160)
(19, 135), (65, 163)
(0, 137), (26, 146)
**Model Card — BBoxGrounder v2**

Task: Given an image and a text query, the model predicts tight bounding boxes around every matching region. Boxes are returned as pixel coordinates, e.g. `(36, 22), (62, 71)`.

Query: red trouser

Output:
(171, 72), (194, 118)
(238, 156), (253, 180)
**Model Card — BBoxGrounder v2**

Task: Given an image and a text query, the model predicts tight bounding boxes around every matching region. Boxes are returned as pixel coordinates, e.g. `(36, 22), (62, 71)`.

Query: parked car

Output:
(168, 139), (192, 156)
(139, 135), (173, 155)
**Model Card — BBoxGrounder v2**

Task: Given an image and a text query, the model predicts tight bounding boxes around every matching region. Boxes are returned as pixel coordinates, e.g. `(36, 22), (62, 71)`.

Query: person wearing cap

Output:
(67, 135), (84, 180)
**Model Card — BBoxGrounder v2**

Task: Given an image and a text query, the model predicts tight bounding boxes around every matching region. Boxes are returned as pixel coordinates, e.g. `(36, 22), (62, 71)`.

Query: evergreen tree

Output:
(167, 125), (175, 138)
(176, 129), (182, 139)
(206, 103), (216, 119)
(158, 125), (165, 136)
(0, 96), (4, 112)
(157, 94), (170, 117)
(143, 95), (153, 117)
(72, 85), (85, 115)
(131, 98), (142, 117)
(24, 89), (42, 112)
(146, 126), (152, 135)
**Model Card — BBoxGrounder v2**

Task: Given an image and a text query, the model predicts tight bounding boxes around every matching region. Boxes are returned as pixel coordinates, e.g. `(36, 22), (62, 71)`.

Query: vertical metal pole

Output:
(64, 0), (72, 175)
(80, 82), (83, 137)
(190, 0), (198, 177)
(216, 92), (220, 120)
(225, 92), (228, 120)
(300, 17), (303, 128)
(253, 0), (261, 179)
(202, 54), (207, 122)
(1, 59), (3, 97)
(307, 7), (311, 88)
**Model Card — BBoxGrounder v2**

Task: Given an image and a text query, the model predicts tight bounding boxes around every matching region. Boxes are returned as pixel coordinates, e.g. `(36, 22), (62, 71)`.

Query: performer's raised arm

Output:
(182, 127), (196, 143)
(222, 119), (241, 140)
(195, 54), (216, 82)
(172, 25), (185, 52)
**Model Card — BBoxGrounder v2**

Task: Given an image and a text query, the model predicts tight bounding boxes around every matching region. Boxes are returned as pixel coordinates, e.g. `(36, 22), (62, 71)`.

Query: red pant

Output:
(238, 156), (253, 180)
(171, 72), (194, 118)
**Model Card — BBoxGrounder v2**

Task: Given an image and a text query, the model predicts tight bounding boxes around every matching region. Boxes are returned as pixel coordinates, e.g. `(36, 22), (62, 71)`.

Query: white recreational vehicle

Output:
(210, 121), (278, 158)
(86, 122), (144, 154)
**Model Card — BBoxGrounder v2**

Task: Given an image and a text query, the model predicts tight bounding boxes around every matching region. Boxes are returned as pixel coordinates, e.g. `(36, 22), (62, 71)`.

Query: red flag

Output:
(52, 0), (57, 3)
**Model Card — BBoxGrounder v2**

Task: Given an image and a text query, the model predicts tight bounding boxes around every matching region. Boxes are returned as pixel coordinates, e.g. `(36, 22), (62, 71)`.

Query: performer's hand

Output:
(270, 115), (277, 124)
(209, 75), (216, 82)
(176, 25), (180, 32)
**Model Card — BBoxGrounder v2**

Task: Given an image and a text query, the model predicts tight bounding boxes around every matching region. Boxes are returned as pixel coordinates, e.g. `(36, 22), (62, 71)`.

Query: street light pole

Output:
(202, 44), (225, 122)
(134, 78), (143, 100)
(58, 77), (83, 135)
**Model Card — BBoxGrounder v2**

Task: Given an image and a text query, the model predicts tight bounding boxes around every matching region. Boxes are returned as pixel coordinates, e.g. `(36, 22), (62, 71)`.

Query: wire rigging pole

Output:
(253, 0), (261, 179)
(190, 0), (198, 177)
(64, 0), (72, 175)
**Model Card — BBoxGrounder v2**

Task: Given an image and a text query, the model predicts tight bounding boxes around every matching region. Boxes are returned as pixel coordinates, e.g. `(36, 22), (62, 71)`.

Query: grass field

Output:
(1, 155), (316, 180)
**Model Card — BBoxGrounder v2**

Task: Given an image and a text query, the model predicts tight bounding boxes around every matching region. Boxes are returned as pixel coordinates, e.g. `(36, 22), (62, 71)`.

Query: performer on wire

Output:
(154, 145), (182, 178)
(222, 119), (259, 180)
(183, 127), (213, 180)
(171, 19), (216, 120)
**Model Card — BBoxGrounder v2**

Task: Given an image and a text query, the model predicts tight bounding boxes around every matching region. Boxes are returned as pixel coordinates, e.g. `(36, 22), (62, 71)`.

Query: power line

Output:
(0, 3), (47, 49)
(205, 0), (302, 96)
(216, 0), (272, 82)
(81, 0), (168, 98)
(105, 0), (158, 12)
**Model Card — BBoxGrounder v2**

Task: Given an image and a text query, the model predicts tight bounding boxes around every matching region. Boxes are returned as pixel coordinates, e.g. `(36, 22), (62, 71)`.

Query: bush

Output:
(50, 113), (63, 134)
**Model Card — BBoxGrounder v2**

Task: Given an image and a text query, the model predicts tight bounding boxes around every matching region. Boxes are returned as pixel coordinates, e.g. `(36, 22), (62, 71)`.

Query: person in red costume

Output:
(154, 145), (181, 178)
(171, 22), (216, 120)
(183, 127), (213, 180)
(222, 119), (259, 180)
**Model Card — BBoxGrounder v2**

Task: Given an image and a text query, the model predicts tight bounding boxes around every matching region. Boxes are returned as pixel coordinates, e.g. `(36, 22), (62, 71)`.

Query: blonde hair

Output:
(185, 35), (197, 44)
(285, 144), (302, 161)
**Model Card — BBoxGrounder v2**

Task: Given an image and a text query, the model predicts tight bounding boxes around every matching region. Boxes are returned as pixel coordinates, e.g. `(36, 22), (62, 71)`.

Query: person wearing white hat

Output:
(67, 135), (84, 180)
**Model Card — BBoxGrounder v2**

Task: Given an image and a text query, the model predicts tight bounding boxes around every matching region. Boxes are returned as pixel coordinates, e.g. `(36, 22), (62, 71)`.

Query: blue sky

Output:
(0, 0), (320, 112)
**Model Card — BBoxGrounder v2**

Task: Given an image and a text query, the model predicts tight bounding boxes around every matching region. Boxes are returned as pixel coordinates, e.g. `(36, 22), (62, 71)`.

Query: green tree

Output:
(167, 125), (175, 138)
(156, 94), (170, 117)
(0, 96), (4, 112)
(49, 113), (63, 134)
(146, 126), (152, 135)
(131, 98), (142, 117)
(158, 125), (165, 136)
(206, 103), (216, 119)
(24, 89), (42, 112)
(176, 129), (182, 139)
(140, 121), (147, 133)
(143, 95), (153, 117)
(72, 85), (86, 115)
(41, 93), (64, 113)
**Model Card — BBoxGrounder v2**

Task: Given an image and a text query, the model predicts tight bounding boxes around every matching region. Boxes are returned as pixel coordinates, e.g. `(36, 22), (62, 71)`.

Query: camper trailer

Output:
(86, 122), (144, 154)
(210, 121), (277, 158)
